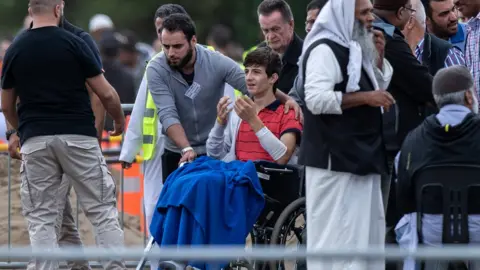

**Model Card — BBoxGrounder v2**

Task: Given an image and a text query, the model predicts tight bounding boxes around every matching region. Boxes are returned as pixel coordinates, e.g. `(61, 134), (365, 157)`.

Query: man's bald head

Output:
(412, 0), (426, 29)
(29, 0), (62, 15)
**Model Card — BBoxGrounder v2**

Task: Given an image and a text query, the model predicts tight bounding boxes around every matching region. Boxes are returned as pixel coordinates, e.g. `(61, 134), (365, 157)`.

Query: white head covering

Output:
(297, 0), (379, 92)
(89, 14), (114, 33)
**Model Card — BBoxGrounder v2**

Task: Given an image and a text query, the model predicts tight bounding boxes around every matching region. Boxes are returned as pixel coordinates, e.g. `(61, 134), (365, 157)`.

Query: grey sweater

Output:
(146, 45), (248, 154)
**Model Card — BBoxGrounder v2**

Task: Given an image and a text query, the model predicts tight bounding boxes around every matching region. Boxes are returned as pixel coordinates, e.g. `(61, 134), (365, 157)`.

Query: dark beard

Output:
(168, 45), (193, 69)
(58, 15), (65, 27)
(430, 20), (453, 39)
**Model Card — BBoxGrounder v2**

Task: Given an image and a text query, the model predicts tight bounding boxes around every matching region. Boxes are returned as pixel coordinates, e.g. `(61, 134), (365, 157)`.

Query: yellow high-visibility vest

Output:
(242, 45), (258, 61)
(142, 52), (163, 160)
(142, 45), (242, 160)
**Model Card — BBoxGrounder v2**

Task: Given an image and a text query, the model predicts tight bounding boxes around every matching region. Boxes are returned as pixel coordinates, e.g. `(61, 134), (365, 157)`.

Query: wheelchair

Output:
(241, 161), (306, 270)
(136, 160), (306, 270)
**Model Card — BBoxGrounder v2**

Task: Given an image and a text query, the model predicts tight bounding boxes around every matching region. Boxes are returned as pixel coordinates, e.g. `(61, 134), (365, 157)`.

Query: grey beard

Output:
(352, 20), (378, 66)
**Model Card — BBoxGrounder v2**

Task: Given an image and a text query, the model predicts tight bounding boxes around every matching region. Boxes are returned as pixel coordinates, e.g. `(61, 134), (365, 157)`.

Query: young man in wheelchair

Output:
(206, 46), (302, 164)
(396, 66), (480, 270)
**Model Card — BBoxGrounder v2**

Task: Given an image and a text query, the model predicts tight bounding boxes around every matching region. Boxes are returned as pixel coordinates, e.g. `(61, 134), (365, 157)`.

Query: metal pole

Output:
(142, 162), (147, 246)
(119, 129), (126, 230)
(0, 245), (480, 261)
(120, 168), (124, 230)
(121, 104), (134, 111)
(7, 155), (12, 262)
(76, 198), (79, 228)
(0, 261), (145, 269)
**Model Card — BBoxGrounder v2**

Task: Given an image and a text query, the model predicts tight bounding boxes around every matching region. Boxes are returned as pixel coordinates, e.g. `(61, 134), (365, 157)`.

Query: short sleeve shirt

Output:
(235, 100), (302, 162)
(1, 26), (102, 144)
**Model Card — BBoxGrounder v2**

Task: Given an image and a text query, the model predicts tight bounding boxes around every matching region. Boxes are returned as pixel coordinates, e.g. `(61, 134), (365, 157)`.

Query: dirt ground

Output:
(0, 155), (146, 248)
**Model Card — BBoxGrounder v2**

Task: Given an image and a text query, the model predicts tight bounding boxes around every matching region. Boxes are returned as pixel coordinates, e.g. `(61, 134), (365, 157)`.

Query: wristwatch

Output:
(5, 129), (16, 141)
(181, 146), (194, 155)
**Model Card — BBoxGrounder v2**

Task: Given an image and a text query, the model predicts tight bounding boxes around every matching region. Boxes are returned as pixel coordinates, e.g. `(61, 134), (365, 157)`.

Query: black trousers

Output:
(161, 149), (205, 183)
(161, 149), (182, 183)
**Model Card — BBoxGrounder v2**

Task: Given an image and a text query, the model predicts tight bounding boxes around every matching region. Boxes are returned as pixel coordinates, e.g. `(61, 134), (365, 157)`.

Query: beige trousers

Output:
(27, 175), (91, 270)
(20, 135), (126, 270)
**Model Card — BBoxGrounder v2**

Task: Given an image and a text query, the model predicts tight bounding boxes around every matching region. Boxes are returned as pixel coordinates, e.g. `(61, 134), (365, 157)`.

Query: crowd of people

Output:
(1, 0), (480, 269)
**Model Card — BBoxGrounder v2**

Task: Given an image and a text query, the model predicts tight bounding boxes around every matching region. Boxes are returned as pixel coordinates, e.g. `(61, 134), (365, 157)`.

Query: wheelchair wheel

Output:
(226, 259), (254, 270)
(269, 197), (306, 270)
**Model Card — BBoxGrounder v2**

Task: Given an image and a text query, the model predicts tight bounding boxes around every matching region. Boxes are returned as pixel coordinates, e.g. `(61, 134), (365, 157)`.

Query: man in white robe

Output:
(296, 0), (395, 269)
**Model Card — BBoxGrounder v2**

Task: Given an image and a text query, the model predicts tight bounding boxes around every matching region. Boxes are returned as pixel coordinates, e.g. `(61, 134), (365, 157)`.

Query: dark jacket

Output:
(397, 113), (480, 215)
(102, 58), (136, 130)
(258, 33), (303, 94)
(421, 33), (453, 76)
(374, 17), (435, 152)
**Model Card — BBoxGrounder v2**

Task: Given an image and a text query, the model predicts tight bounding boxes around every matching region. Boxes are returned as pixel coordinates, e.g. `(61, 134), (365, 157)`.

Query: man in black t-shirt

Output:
(10, 16), (109, 270)
(1, 1), (126, 269)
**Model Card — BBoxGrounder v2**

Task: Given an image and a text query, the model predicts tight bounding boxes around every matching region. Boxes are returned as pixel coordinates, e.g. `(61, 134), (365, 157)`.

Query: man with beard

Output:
(146, 13), (300, 181)
(297, 0), (394, 268)
(395, 65), (480, 270)
(423, 0), (468, 52)
(119, 4), (190, 270)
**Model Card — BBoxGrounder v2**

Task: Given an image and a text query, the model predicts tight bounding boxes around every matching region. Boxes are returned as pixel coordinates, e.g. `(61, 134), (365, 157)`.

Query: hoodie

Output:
(396, 106), (480, 215)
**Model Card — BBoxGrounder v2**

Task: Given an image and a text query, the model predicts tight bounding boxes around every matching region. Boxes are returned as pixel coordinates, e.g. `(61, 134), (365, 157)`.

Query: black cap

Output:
(99, 30), (120, 57)
(117, 30), (138, 53)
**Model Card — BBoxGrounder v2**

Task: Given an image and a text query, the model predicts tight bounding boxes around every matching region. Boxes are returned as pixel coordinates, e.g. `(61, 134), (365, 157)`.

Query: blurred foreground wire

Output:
(0, 245), (479, 262)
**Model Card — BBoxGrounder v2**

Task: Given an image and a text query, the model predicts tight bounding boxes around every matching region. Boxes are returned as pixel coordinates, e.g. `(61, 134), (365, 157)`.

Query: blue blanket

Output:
(149, 156), (265, 270)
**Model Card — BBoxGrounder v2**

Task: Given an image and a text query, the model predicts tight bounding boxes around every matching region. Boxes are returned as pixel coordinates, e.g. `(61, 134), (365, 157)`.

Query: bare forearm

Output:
(275, 90), (290, 103)
(86, 76), (124, 125)
(166, 124), (191, 149)
(341, 92), (368, 110)
(1, 93), (19, 129)
(100, 89), (124, 125)
(92, 96), (106, 138)
(6, 119), (13, 130)
(4, 110), (18, 129)
(248, 116), (265, 133)
(88, 85), (106, 139)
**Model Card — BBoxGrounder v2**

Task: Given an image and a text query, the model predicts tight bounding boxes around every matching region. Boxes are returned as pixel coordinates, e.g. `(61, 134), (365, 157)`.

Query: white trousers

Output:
(305, 166), (385, 270)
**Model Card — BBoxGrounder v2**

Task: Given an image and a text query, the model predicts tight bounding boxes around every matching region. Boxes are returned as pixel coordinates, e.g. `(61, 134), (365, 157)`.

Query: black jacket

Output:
(258, 34), (303, 94)
(374, 17), (435, 152)
(397, 113), (480, 215)
(102, 59), (136, 130)
(421, 33), (453, 76)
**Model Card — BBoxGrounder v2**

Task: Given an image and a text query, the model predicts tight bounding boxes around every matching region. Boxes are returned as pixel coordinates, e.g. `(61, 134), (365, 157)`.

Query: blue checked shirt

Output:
(415, 38), (466, 67)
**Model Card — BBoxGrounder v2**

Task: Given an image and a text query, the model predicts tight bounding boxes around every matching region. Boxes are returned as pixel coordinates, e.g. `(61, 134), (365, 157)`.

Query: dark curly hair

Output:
(161, 13), (196, 42)
(243, 47), (282, 93)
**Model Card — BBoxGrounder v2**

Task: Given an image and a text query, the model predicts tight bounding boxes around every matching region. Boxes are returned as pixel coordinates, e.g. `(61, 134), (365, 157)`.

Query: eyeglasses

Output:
(403, 6), (416, 13)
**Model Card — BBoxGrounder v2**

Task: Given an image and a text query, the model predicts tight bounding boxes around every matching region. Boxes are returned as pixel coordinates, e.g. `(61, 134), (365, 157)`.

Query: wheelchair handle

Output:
(262, 167), (294, 173)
